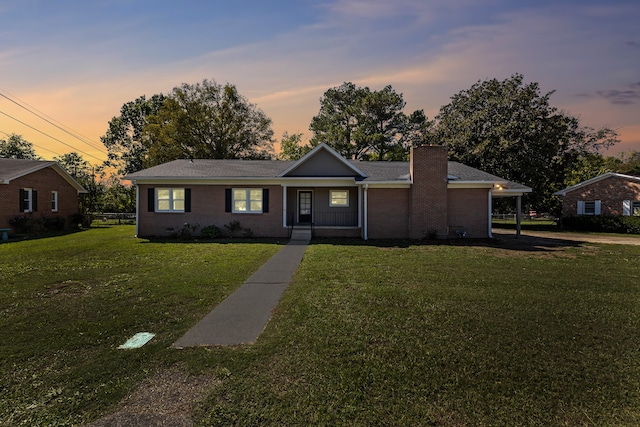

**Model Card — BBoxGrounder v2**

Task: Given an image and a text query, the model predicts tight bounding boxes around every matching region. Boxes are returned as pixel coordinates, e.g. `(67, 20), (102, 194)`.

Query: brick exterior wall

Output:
(561, 176), (640, 216)
(137, 184), (288, 238)
(366, 188), (410, 239)
(447, 188), (490, 238)
(409, 145), (448, 239)
(0, 167), (80, 230)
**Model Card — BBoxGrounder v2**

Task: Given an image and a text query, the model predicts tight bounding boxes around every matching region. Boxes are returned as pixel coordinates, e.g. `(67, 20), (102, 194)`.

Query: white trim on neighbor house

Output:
(554, 172), (640, 196)
(577, 200), (601, 215)
(51, 191), (58, 212)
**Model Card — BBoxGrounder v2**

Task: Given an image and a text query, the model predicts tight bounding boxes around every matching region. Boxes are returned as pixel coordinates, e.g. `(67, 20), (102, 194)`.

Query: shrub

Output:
(201, 225), (222, 239)
(9, 214), (34, 233)
(178, 222), (200, 239)
(561, 215), (640, 234)
(224, 220), (242, 237)
(71, 213), (92, 228)
(40, 215), (66, 231)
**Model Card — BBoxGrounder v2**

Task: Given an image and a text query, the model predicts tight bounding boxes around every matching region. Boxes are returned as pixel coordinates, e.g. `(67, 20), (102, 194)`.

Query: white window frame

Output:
(329, 190), (349, 207)
(232, 188), (263, 213)
(22, 188), (33, 212)
(156, 188), (185, 213)
(578, 200), (600, 216)
(623, 200), (640, 216)
(51, 191), (58, 212)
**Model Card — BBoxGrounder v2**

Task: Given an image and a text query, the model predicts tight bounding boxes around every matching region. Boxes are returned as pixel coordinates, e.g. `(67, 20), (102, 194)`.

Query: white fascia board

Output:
(125, 177), (286, 186)
(357, 181), (411, 188)
(554, 172), (640, 196)
(448, 181), (497, 189)
(3, 161), (54, 182)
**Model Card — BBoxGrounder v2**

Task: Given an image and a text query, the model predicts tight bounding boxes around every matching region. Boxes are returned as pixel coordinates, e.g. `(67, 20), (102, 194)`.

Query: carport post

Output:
(516, 195), (522, 238)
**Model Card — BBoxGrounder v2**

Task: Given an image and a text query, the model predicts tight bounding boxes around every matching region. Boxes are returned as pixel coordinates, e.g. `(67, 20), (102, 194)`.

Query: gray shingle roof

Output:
(0, 159), (56, 182)
(124, 158), (530, 191)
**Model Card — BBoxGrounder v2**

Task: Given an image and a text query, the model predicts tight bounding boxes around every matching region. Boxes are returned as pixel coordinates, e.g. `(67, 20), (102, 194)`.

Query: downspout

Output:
(363, 184), (368, 241)
(134, 182), (139, 237)
(282, 185), (288, 228)
(488, 188), (493, 238)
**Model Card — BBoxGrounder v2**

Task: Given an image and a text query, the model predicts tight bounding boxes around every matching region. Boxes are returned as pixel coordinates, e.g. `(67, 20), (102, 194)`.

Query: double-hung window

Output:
(156, 188), (185, 212)
(330, 190), (349, 207)
(19, 188), (37, 212)
(233, 188), (263, 213)
(51, 191), (58, 212)
(623, 200), (640, 216)
(577, 200), (600, 215)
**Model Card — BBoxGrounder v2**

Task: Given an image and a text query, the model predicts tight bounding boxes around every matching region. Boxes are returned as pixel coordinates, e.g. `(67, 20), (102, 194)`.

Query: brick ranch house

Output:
(554, 172), (640, 217)
(0, 158), (87, 233)
(123, 144), (531, 240)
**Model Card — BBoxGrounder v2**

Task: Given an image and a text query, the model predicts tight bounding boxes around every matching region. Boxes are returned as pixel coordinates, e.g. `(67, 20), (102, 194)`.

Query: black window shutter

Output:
(32, 190), (38, 212)
(19, 189), (25, 211)
(263, 189), (269, 213)
(148, 188), (155, 212)
(225, 189), (232, 212)
(185, 189), (191, 212)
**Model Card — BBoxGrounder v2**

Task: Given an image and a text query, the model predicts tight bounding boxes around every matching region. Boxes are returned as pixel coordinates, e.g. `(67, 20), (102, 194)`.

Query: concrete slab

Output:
(173, 236), (309, 348)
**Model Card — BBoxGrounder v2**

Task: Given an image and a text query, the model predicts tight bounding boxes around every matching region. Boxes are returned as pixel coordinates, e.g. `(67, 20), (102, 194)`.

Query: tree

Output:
(278, 132), (311, 160)
(142, 79), (274, 166)
(100, 175), (135, 213)
(101, 94), (166, 175)
(614, 151), (640, 175)
(0, 134), (41, 159)
(310, 82), (368, 159)
(431, 74), (619, 214)
(310, 82), (430, 160)
(54, 152), (103, 214)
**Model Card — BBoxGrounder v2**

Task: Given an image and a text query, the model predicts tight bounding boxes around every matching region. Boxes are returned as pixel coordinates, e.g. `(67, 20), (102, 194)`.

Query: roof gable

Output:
(0, 158), (87, 192)
(554, 172), (640, 196)
(279, 143), (367, 178)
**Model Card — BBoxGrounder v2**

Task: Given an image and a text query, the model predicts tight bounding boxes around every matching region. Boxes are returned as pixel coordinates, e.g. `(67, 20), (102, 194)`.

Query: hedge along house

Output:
(554, 172), (640, 217)
(0, 158), (87, 232)
(124, 144), (531, 240)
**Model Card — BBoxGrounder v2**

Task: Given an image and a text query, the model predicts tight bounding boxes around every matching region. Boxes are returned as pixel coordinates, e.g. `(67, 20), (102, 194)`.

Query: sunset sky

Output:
(1, 0), (639, 166)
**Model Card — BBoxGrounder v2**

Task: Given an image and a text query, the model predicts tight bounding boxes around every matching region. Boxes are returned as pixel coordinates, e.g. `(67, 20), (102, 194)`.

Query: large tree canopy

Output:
(101, 79), (274, 174)
(143, 79), (274, 166)
(309, 82), (431, 160)
(101, 94), (166, 175)
(431, 74), (619, 214)
(0, 134), (41, 159)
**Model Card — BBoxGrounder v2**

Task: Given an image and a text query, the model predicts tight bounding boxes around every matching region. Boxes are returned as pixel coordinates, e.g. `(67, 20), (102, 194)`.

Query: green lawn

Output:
(2, 227), (640, 426)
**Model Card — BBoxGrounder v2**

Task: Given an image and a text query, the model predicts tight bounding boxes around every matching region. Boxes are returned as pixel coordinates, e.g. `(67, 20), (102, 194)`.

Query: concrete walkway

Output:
(173, 229), (310, 348)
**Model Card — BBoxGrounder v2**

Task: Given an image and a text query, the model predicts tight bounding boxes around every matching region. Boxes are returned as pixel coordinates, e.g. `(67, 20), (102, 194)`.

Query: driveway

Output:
(493, 228), (640, 246)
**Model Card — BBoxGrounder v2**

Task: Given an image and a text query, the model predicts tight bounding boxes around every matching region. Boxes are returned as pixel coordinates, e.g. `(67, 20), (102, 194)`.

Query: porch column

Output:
(516, 195), (522, 238)
(282, 185), (287, 228)
(363, 184), (368, 240)
(488, 189), (493, 238)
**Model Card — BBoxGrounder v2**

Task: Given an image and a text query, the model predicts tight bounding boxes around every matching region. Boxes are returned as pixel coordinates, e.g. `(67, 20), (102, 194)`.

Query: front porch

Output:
(283, 186), (362, 234)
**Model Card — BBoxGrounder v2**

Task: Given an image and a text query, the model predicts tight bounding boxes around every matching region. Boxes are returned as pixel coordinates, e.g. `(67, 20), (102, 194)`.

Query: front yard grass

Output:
(2, 226), (640, 425)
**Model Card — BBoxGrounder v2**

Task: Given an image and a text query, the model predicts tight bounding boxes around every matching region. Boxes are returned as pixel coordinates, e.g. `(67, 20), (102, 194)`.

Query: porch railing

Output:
(313, 211), (358, 227)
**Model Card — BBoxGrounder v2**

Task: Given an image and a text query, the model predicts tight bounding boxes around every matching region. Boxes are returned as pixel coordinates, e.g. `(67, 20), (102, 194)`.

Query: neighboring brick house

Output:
(554, 172), (640, 217)
(124, 144), (531, 240)
(0, 159), (87, 232)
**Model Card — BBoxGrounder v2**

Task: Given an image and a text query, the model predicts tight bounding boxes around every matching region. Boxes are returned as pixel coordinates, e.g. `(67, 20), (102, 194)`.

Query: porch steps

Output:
(290, 226), (312, 243)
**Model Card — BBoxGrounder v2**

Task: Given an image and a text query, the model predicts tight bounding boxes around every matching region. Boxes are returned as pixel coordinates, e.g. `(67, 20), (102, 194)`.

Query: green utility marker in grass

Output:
(118, 332), (155, 349)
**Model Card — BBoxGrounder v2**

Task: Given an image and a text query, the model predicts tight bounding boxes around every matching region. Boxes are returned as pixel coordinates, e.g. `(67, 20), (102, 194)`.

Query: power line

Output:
(0, 88), (108, 154)
(0, 129), (66, 157)
(0, 109), (104, 162)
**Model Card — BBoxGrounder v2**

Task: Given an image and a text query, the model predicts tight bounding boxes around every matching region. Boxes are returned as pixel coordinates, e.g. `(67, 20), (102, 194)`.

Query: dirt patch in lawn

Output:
(86, 369), (219, 427)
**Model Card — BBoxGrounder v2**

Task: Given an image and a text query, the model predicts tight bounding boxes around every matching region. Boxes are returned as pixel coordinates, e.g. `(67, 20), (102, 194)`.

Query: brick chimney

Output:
(409, 145), (448, 239)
